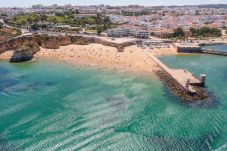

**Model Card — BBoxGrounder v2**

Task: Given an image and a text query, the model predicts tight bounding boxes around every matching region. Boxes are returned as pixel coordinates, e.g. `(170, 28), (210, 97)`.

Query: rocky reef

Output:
(155, 69), (208, 101)
(0, 34), (134, 62)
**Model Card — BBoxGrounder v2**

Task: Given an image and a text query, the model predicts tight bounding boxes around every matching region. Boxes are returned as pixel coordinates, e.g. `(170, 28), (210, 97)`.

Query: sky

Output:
(0, 0), (227, 7)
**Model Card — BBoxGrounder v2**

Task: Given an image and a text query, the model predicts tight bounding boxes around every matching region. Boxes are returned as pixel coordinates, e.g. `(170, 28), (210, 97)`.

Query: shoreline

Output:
(1, 43), (178, 79)
(0, 43), (211, 101)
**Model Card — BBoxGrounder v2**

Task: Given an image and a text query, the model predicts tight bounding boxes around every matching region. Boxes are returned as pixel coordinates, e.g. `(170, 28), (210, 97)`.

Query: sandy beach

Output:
(0, 51), (13, 61)
(0, 43), (178, 76)
(151, 45), (179, 56)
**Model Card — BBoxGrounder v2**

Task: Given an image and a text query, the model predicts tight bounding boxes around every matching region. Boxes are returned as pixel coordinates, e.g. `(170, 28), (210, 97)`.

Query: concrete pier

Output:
(173, 43), (202, 53)
(145, 52), (205, 94)
(202, 49), (227, 56)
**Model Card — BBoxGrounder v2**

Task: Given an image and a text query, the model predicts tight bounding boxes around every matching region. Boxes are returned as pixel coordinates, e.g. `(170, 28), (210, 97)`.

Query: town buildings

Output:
(0, 4), (226, 38)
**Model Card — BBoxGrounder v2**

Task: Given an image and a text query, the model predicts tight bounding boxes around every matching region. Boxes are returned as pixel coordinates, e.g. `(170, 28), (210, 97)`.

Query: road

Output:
(0, 19), (29, 34)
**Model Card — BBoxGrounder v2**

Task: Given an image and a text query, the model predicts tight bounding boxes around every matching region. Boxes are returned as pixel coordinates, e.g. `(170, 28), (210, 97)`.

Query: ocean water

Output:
(203, 44), (227, 52)
(0, 49), (227, 150)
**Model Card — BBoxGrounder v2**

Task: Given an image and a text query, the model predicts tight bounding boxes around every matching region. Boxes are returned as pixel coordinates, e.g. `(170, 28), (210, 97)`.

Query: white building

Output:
(106, 28), (128, 37)
(32, 4), (44, 9)
(106, 28), (149, 38)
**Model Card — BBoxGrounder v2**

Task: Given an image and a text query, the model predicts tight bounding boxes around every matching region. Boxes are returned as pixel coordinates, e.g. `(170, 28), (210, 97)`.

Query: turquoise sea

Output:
(203, 44), (227, 52)
(0, 45), (227, 150)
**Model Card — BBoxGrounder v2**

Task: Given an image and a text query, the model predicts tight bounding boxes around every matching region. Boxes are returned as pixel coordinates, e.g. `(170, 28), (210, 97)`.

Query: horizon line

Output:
(0, 3), (227, 8)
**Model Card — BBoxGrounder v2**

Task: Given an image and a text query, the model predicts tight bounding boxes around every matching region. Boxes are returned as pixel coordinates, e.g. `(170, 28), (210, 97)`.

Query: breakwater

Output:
(145, 52), (208, 101)
(202, 49), (227, 56)
(155, 70), (208, 101)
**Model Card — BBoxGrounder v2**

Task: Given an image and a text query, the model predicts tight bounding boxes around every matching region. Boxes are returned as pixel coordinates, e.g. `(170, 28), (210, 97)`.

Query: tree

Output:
(95, 13), (103, 25)
(190, 27), (221, 38)
(96, 26), (104, 35)
(31, 24), (39, 30)
(40, 14), (48, 22)
(47, 17), (58, 24)
(27, 18), (33, 24)
(0, 22), (3, 29)
(173, 27), (185, 39)
(103, 16), (111, 30)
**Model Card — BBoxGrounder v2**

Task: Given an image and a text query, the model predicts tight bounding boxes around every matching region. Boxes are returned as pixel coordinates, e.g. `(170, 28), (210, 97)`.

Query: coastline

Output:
(1, 43), (209, 101)
(0, 43), (178, 79)
(0, 43), (195, 82)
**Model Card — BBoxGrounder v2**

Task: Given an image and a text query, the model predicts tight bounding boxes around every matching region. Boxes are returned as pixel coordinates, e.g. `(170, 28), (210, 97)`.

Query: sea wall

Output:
(155, 69), (208, 101)
(0, 34), (134, 62)
(173, 43), (203, 53)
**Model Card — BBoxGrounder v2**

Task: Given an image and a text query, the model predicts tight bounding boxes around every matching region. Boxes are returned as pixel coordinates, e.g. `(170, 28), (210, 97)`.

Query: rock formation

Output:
(10, 44), (39, 62)
(0, 33), (135, 62)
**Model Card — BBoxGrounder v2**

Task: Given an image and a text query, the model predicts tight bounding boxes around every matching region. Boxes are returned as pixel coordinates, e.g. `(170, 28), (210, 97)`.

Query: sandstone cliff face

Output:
(34, 34), (72, 49)
(0, 34), (135, 62)
(71, 36), (93, 45)
(0, 36), (37, 54)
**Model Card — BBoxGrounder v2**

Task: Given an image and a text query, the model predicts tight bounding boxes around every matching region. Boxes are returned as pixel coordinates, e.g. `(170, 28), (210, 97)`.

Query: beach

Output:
(0, 43), (178, 77)
(0, 51), (13, 61)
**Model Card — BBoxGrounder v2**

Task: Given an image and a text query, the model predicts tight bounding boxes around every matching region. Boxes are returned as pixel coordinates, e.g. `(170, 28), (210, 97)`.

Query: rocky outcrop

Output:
(10, 44), (40, 62)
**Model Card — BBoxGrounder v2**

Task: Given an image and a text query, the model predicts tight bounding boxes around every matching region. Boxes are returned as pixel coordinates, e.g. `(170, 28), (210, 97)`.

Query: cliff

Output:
(0, 34), (135, 62)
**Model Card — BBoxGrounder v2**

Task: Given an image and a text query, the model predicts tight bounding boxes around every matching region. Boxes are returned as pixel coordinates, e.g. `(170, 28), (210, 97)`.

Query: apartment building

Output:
(106, 27), (149, 38)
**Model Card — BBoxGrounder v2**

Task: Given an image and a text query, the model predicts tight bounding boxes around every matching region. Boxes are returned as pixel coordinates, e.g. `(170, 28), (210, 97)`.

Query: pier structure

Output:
(202, 49), (227, 56)
(173, 43), (202, 53)
(145, 52), (205, 94)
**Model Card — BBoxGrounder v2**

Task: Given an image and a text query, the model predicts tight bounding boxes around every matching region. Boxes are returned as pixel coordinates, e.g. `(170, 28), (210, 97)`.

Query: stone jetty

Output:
(145, 52), (208, 101)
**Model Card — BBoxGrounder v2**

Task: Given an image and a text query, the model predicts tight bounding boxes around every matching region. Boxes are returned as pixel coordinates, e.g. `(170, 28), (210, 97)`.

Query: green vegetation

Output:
(7, 12), (116, 34)
(31, 24), (39, 30)
(164, 27), (222, 40)
(0, 22), (3, 29)
(173, 27), (185, 38)
(10, 13), (40, 25)
(190, 27), (222, 37)
(163, 27), (185, 39)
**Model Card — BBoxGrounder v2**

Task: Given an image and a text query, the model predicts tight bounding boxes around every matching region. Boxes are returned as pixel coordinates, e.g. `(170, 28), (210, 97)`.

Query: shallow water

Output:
(203, 44), (227, 52)
(159, 54), (227, 151)
(0, 52), (227, 150)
